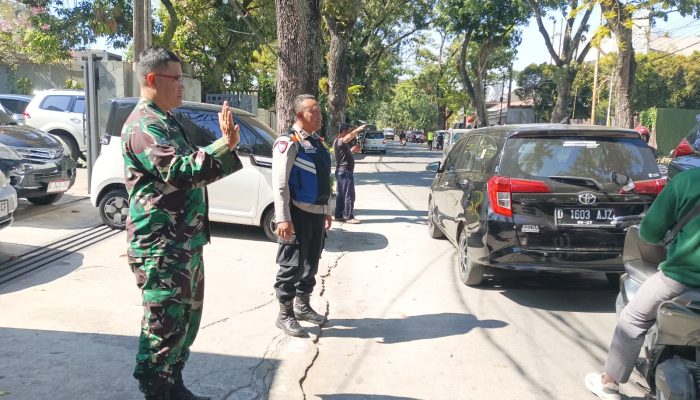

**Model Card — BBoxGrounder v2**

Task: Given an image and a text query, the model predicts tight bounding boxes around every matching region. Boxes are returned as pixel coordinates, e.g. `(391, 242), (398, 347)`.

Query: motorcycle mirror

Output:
(611, 171), (635, 192)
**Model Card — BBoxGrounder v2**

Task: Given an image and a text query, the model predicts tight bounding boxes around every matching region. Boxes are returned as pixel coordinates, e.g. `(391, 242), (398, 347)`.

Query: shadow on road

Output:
(210, 221), (270, 242)
(476, 270), (618, 313)
(0, 327), (277, 400)
(322, 312), (507, 343)
(317, 395), (421, 400)
(325, 230), (389, 253)
(0, 249), (84, 295)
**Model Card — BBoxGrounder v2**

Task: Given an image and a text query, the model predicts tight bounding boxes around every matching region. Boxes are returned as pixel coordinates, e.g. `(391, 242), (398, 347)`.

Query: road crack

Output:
(298, 251), (346, 399)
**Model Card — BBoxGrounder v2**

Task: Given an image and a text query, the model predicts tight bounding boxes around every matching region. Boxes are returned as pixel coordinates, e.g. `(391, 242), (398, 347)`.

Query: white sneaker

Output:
(585, 372), (621, 400)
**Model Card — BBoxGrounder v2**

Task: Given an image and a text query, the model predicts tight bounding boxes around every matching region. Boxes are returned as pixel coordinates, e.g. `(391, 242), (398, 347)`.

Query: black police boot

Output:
(139, 380), (172, 400)
(294, 293), (327, 325)
(170, 363), (211, 400)
(276, 300), (307, 337)
(145, 394), (171, 400)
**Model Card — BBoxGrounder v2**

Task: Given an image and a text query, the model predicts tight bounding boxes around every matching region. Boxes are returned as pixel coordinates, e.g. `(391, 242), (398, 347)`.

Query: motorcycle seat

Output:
(626, 259), (658, 284)
(672, 289), (700, 310)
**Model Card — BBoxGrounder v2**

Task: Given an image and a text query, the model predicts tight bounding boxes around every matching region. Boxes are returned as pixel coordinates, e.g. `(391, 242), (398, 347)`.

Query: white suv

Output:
(90, 98), (279, 241)
(24, 89), (86, 160)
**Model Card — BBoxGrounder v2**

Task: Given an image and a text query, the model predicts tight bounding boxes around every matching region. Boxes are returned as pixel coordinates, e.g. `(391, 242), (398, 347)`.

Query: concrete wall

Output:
(0, 63), (83, 93)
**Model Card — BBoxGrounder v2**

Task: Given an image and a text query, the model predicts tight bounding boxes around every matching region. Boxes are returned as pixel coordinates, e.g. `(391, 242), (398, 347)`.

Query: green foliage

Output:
(375, 78), (438, 130)
(634, 52), (700, 111)
(64, 79), (83, 89)
(640, 108), (657, 130)
(515, 63), (557, 122)
(163, 0), (276, 96)
(15, 77), (32, 94)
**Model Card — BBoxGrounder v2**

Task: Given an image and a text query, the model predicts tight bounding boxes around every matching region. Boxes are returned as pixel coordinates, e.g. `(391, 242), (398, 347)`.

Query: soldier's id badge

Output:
(300, 140), (316, 153)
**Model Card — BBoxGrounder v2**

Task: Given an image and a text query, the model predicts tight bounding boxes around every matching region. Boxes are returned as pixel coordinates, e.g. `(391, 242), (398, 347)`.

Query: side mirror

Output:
(611, 171), (635, 192)
(426, 161), (442, 173)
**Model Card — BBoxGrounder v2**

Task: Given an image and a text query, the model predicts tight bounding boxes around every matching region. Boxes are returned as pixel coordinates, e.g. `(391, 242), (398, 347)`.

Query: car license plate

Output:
(47, 180), (70, 193)
(0, 200), (7, 218)
(555, 208), (615, 227)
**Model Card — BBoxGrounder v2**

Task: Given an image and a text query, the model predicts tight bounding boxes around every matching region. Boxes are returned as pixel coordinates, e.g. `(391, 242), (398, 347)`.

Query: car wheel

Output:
(456, 228), (484, 286)
(53, 132), (81, 162)
(261, 207), (278, 242)
(428, 199), (445, 239)
(27, 193), (63, 205)
(99, 188), (129, 230)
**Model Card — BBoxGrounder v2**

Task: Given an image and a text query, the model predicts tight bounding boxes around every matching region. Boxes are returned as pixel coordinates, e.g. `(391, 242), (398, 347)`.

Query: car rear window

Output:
(500, 136), (661, 182)
(40, 95), (72, 112)
(107, 101), (138, 136)
(365, 132), (384, 139)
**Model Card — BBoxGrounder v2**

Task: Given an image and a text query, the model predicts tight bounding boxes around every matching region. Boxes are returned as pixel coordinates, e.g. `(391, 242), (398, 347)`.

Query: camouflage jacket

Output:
(121, 98), (242, 257)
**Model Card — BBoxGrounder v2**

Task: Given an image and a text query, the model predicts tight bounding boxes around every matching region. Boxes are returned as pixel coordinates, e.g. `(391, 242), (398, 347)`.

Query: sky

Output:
(513, 7), (699, 71)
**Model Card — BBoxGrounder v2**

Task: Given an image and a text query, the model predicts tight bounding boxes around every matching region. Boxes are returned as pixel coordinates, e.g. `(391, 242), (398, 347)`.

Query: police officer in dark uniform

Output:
(271, 94), (333, 337)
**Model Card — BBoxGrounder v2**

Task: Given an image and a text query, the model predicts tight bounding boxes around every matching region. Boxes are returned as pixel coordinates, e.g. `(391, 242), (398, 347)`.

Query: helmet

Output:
(634, 125), (650, 138)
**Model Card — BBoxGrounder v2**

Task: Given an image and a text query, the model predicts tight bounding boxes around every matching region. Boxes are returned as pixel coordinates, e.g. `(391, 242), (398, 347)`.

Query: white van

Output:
(90, 98), (278, 241)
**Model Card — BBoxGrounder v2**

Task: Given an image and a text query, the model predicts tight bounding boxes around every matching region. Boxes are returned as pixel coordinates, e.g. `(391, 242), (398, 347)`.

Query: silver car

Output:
(0, 170), (18, 230)
(361, 131), (387, 154)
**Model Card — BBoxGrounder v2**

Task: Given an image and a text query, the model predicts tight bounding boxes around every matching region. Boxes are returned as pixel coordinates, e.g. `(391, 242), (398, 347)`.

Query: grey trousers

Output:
(604, 271), (686, 383)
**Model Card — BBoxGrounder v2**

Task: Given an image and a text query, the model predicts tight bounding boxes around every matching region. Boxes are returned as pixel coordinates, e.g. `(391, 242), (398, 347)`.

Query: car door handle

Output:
(69, 117), (82, 123)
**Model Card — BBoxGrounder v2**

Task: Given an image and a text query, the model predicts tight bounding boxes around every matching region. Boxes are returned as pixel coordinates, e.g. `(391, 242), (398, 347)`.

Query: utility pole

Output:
(133, 1), (152, 69)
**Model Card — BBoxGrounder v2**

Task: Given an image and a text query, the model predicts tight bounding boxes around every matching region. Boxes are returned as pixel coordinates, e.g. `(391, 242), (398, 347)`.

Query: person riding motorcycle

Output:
(585, 166), (700, 400)
(399, 131), (406, 146)
(634, 125), (662, 159)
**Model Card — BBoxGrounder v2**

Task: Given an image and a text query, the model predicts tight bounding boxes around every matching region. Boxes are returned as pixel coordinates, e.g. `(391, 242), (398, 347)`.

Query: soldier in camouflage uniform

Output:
(122, 47), (243, 400)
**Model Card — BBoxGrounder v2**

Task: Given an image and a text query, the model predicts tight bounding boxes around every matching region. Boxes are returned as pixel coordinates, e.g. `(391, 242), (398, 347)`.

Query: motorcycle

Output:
(616, 214), (700, 400)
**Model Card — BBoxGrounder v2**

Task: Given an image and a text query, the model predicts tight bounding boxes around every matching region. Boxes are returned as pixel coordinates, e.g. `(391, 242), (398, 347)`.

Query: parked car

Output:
(667, 114), (700, 178)
(361, 131), (387, 154)
(443, 128), (473, 158)
(426, 124), (665, 286)
(0, 106), (76, 205)
(383, 128), (395, 140)
(0, 94), (32, 124)
(90, 97), (279, 241)
(0, 170), (18, 230)
(23, 89), (86, 161)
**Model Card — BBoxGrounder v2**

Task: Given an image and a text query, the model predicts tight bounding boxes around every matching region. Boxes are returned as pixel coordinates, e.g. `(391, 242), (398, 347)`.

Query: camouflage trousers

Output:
(129, 247), (205, 394)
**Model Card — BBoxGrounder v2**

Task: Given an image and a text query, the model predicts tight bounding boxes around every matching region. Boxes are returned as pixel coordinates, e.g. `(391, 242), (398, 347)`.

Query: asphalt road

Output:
(0, 141), (647, 400)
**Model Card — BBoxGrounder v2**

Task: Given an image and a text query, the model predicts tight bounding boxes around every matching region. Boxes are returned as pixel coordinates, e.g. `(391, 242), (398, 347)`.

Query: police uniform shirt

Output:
(272, 125), (332, 223)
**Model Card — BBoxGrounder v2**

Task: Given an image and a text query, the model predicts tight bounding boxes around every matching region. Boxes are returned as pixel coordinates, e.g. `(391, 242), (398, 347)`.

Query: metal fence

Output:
(656, 108), (700, 154)
(206, 92), (258, 115)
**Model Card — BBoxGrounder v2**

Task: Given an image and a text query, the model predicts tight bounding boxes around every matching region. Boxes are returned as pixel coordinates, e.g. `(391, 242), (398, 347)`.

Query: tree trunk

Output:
(602, 0), (636, 128)
(550, 65), (577, 123)
(159, 0), (178, 48)
(274, 0), (322, 134)
(324, 5), (359, 142)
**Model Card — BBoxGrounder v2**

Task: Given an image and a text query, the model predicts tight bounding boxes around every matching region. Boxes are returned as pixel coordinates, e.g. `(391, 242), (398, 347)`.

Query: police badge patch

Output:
(276, 141), (289, 153)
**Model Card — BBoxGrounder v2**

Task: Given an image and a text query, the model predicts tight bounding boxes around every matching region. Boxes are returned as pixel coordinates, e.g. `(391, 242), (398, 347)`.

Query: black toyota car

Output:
(0, 106), (76, 205)
(426, 124), (664, 286)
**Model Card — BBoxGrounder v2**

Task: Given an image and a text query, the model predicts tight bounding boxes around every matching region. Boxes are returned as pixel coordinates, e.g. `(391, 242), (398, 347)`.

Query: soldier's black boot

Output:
(139, 380), (171, 400)
(276, 300), (307, 337)
(170, 363), (211, 400)
(294, 293), (327, 325)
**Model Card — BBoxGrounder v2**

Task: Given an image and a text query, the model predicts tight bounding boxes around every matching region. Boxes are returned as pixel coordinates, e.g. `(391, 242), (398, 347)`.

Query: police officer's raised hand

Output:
(277, 221), (295, 242)
(218, 101), (240, 151)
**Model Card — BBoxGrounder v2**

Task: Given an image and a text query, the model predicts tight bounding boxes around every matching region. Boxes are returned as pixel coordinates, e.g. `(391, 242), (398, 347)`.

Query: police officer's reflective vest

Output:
(286, 130), (331, 205)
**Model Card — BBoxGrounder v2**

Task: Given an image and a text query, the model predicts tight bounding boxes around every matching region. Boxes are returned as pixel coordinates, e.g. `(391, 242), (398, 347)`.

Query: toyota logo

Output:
(578, 192), (597, 205)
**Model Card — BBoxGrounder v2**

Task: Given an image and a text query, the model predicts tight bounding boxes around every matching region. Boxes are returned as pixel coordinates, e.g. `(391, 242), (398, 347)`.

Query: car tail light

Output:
(672, 138), (695, 157)
(487, 176), (550, 217)
(22, 112), (30, 119)
(633, 178), (667, 195)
